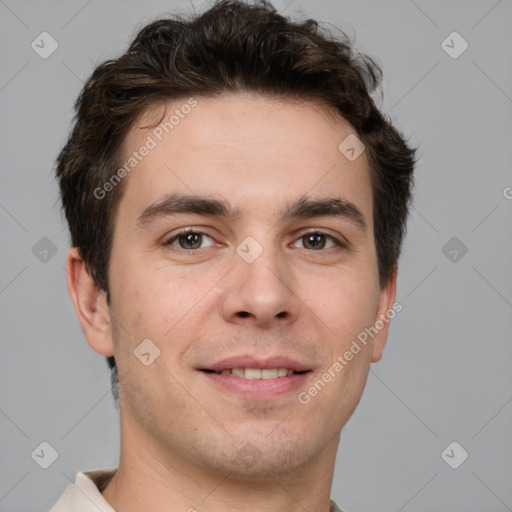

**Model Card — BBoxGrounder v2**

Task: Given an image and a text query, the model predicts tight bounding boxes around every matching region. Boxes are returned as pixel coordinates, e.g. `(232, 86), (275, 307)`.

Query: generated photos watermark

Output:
(298, 301), (403, 404)
(93, 97), (198, 200)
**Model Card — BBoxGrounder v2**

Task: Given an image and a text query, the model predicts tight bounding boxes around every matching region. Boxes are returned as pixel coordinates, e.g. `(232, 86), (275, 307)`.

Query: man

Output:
(52, 0), (415, 510)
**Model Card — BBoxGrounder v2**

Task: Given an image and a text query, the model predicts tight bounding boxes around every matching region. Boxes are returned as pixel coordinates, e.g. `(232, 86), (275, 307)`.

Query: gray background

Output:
(1, 0), (511, 511)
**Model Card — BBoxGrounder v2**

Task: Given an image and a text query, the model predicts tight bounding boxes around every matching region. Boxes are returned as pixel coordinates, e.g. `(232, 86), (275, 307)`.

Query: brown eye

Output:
(292, 232), (342, 251)
(302, 233), (327, 250)
(165, 231), (215, 250)
(178, 232), (202, 249)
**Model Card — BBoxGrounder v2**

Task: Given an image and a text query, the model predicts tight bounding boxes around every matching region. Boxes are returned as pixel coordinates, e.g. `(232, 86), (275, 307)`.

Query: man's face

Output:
(105, 94), (394, 477)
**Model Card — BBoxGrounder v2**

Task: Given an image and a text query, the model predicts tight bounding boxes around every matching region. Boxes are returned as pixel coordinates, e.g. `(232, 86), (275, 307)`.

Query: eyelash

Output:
(163, 228), (348, 252)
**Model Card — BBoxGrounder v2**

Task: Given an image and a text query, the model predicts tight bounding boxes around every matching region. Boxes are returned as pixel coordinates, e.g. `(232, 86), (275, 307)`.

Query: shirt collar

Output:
(50, 469), (117, 512)
(50, 468), (344, 512)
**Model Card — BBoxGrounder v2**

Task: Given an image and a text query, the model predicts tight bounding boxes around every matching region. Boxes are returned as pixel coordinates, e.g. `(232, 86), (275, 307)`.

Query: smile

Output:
(204, 368), (300, 379)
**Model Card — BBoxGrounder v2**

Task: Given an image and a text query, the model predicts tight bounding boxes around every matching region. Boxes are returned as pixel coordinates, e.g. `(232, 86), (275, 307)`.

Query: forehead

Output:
(117, 94), (373, 225)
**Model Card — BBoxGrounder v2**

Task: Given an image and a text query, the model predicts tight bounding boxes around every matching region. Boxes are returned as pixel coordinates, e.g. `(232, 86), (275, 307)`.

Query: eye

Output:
(291, 231), (345, 251)
(164, 230), (215, 250)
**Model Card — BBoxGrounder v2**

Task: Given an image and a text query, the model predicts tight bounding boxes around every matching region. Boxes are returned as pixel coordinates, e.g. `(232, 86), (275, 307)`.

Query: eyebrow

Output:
(136, 193), (367, 232)
(136, 194), (242, 228)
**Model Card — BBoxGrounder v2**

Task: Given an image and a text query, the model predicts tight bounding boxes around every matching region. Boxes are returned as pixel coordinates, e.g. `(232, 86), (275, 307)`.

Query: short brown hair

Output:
(56, 0), (416, 396)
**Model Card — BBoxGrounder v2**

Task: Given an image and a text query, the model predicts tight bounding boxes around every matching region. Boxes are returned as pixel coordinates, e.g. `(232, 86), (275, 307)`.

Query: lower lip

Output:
(200, 371), (311, 400)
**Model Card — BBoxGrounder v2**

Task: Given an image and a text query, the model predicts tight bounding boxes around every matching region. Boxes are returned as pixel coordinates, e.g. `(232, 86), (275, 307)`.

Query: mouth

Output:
(198, 356), (313, 399)
(201, 368), (311, 380)
(200, 367), (307, 379)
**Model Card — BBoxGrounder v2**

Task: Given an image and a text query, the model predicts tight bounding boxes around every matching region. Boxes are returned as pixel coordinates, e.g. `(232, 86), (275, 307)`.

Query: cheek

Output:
(303, 270), (380, 341)
(111, 250), (191, 326)
(111, 263), (220, 374)
(108, 273), (192, 423)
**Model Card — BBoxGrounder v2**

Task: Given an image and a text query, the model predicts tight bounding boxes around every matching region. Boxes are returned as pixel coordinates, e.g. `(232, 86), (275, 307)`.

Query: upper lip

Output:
(200, 355), (312, 373)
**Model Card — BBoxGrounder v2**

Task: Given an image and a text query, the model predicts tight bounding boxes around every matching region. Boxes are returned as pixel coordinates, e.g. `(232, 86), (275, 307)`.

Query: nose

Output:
(219, 241), (299, 329)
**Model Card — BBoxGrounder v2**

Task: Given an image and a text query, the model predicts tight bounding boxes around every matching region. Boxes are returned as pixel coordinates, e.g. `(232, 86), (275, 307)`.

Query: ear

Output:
(66, 247), (114, 357)
(371, 266), (398, 363)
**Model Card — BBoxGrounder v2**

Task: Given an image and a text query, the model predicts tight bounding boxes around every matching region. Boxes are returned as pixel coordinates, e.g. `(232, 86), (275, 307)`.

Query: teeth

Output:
(261, 368), (278, 379)
(278, 368), (288, 377)
(231, 368), (245, 378)
(218, 367), (296, 379)
(244, 368), (261, 380)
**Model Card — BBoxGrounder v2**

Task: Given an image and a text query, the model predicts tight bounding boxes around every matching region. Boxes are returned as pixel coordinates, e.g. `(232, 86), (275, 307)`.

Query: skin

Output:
(67, 93), (397, 512)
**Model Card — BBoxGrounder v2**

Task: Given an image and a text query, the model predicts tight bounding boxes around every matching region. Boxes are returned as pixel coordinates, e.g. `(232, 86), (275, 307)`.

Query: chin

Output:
(197, 429), (321, 480)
